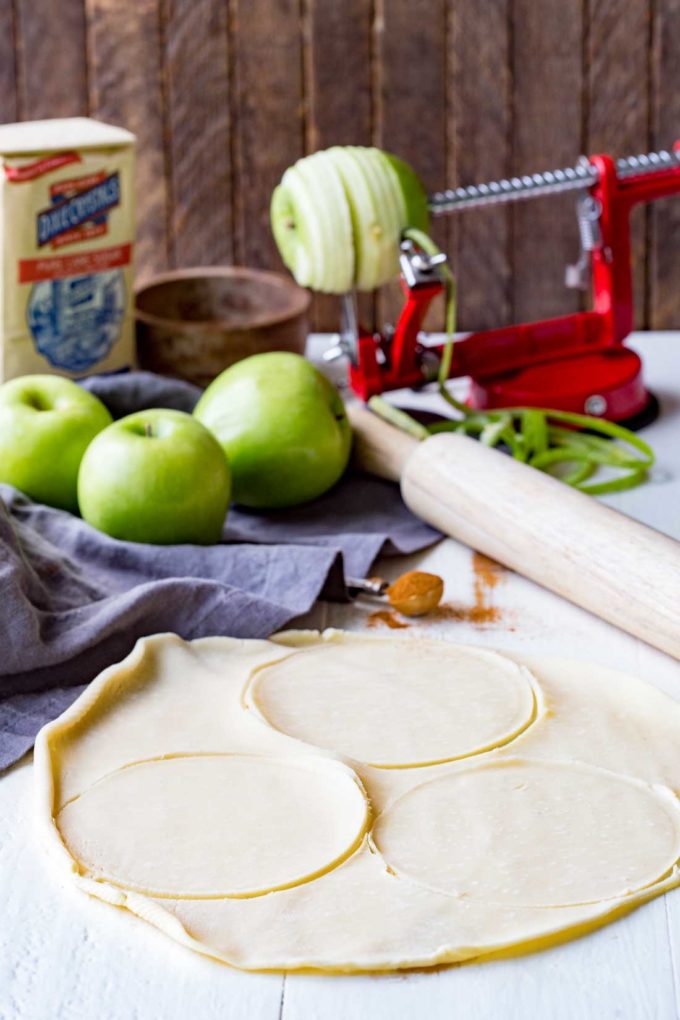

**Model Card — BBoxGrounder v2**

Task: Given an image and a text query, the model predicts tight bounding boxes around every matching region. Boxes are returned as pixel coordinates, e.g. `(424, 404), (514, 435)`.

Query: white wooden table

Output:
(1, 332), (679, 1020)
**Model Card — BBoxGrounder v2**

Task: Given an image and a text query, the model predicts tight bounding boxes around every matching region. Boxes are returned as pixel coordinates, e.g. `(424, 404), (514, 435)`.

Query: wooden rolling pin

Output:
(348, 403), (680, 660)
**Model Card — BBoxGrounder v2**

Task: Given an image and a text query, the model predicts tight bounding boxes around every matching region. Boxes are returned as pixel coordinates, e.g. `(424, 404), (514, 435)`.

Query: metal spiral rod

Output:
(429, 148), (680, 213)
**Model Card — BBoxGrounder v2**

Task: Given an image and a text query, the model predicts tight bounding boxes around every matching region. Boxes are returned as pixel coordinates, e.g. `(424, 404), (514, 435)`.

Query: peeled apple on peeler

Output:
(271, 147), (655, 496)
(271, 146), (429, 293)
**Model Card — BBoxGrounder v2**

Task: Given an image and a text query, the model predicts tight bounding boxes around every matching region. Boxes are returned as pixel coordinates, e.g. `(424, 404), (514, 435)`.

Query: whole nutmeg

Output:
(386, 570), (444, 617)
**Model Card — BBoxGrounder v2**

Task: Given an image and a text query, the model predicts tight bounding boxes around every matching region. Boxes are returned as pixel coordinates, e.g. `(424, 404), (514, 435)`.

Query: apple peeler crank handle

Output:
(428, 148), (680, 213)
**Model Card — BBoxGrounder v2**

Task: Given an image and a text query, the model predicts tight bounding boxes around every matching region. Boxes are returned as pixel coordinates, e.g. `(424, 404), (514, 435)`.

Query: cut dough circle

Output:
(373, 758), (680, 906)
(57, 753), (370, 898)
(35, 632), (680, 972)
(246, 637), (537, 767)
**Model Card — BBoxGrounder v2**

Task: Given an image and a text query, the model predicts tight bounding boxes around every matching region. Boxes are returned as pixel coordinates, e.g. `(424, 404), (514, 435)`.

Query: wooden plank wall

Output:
(1, 0), (678, 332)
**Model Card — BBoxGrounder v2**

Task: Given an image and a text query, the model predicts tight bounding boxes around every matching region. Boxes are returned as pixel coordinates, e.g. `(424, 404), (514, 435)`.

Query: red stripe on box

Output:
(18, 243), (132, 283)
(4, 153), (82, 182)
(50, 171), (106, 200)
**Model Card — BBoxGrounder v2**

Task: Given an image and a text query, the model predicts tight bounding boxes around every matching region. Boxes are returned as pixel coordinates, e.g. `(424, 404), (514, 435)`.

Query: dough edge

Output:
(245, 632), (543, 768)
(33, 629), (680, 973)
(55, 750), (372, 900)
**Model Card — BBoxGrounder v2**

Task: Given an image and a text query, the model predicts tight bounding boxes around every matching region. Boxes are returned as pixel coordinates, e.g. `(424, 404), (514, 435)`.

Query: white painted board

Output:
(1, 332), (678, 1020)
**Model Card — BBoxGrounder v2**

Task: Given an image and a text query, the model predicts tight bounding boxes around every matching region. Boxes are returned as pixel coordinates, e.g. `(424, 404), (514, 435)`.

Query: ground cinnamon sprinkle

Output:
(440, 551), (506, 627)
(472, 551), (504, 597)
(429, 603), (501, 625)
(367, 609), (410, 630)
(432, 552), (506, 628)
(366, 554), (506, 631)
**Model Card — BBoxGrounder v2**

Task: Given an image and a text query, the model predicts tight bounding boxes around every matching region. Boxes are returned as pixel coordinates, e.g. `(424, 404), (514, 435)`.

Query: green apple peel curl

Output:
(373, 231), (654, 495)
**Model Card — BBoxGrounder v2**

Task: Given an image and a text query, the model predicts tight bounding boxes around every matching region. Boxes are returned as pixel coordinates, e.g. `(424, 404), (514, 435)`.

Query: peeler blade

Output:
(322, 291), (360, 367)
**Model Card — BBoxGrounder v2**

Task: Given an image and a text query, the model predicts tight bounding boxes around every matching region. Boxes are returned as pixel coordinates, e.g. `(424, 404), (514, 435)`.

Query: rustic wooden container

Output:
(135, 267), (311, 387)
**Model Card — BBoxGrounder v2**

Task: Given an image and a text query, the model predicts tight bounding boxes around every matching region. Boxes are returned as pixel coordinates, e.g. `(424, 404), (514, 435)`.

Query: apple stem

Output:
(144, 421), (153, 439)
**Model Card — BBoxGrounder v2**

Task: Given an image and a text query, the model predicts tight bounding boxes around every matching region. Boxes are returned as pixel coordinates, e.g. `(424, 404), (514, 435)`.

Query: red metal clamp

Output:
(346, 144), (680, 421)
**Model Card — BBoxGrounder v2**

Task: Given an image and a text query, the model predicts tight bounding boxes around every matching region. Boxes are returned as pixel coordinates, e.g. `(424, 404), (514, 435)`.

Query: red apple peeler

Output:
(327, 145), (680, 424)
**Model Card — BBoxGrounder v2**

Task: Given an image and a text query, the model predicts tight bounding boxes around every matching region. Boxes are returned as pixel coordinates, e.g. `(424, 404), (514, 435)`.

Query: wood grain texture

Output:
(163, 0), (233, 267)
(373, 0), (448, 331)
(448, 0), (513, 330)
(587, 0), (651, 328)
(303, 0), (373, 331)
(304, 0), (372, 152)
(402, 431), (680, 658)
(649, 0), (680, 328)
(0, 0), (19, 122)
(3, 0), (680, 331)
(15, 0), (88, 119)
(348, 403), (417, 482)
(230, 0), (304, 273)
(512, 0), (583, 323)
(349, 376), (680, 658)
(284, 895), (678, 1020)
(86, 0), (170, 279)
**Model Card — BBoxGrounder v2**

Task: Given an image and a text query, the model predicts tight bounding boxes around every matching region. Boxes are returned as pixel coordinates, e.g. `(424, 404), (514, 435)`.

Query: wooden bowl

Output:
(135, 267), (311, 387)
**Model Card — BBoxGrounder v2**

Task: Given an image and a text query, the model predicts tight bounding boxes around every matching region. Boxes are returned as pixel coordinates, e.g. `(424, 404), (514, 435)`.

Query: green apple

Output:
(270, 145), (429, 293)
(272, 150), (354, 293)
(346, 146), (405, 287)
(381, 151), (430, 234)
(327, 146), (385, 290)
(0, 374), (112, 512)
(194, 352), (352, 509)
(78, 409), (231, 544)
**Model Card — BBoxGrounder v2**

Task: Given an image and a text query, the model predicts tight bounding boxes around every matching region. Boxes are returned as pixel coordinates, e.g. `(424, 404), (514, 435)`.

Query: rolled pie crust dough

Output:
(34, 630), (680, 972)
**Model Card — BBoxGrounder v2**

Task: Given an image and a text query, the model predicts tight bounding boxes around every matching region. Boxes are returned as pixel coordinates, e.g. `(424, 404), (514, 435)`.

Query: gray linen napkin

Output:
(0, 372), (439, 770)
